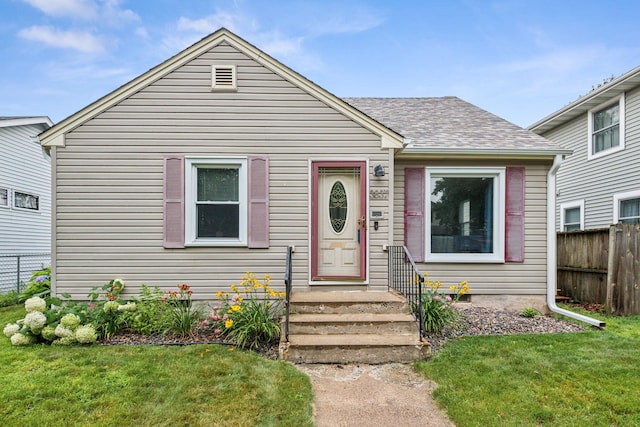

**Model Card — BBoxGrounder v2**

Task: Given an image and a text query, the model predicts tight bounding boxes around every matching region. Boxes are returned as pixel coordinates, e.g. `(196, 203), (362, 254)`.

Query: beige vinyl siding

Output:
(0, 123), (51, 256)
(393, 159), (551, 295)
(54, 41), (391, 299)
(544, 86), (640, 229)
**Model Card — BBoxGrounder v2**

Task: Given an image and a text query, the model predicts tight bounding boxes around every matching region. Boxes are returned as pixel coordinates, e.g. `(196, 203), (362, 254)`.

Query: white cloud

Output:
(21, 0), (139, 24)
(18, 26), (105, 54)
(21, 0), (97, 20)
(135, 27), (149, 40)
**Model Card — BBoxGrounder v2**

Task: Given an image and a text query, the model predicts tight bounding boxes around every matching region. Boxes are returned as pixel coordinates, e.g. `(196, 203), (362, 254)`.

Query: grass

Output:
(415, 308), (640, 426)
(0, 304), (314, 427)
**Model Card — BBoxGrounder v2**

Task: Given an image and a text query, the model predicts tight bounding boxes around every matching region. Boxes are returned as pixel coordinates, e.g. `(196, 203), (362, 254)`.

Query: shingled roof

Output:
(343, 97), (568, 156)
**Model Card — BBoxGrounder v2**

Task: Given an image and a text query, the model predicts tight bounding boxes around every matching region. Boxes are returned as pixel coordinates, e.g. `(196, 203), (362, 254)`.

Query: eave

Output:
(529, 64), (640, 134)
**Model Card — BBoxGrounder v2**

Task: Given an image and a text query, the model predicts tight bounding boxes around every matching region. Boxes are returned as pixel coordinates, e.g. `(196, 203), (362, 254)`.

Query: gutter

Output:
(547, 154), (605, 328)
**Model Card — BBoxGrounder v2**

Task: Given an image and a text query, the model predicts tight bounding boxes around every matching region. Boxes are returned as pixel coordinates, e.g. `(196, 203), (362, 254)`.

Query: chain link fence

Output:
(0, 254), (50, 294)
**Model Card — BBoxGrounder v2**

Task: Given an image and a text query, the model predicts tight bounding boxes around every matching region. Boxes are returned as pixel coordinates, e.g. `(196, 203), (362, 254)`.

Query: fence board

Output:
(557, 229), (609, 305)
(558, 224), (640, 315)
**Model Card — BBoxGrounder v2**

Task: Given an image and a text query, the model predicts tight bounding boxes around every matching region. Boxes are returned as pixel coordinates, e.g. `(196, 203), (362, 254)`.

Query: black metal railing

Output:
(283, 245), (293, 341)
(388, 245), (425, 337)
(0, 253), (51, 294)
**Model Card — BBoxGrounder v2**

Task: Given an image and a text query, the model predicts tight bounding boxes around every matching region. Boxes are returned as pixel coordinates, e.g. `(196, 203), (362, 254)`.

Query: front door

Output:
(311, 161), (367, 281)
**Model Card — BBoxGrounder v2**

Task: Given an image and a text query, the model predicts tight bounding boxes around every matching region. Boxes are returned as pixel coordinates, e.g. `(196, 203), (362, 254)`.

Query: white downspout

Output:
(547, 154), (605, 327)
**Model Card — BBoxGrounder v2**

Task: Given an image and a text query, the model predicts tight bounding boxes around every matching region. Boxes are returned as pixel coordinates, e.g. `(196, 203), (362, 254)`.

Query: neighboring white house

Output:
(530, 65), (640, 231)
(0, 116), (53, 291)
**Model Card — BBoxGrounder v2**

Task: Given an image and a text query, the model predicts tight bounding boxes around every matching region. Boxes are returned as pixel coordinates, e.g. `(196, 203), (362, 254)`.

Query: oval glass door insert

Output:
(329, 181), (347, 233)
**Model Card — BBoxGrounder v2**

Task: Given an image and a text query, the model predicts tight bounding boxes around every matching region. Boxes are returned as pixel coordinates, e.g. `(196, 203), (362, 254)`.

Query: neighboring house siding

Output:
(393, 159), (550, 295)
(0, 123), (51, 255)
(544, 86), (640, 229)
(53, 41), (391, 299)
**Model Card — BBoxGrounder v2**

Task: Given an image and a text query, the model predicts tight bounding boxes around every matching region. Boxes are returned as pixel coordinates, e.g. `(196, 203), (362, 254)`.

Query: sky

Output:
(1, 0), (640, 128)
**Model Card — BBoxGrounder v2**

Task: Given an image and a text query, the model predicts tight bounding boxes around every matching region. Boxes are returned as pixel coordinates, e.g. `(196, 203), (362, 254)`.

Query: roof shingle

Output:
(343, 97), (565, 154)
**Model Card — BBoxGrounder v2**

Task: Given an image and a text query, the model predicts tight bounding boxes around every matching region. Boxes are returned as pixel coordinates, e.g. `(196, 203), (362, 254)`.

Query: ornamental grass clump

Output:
(416, 275), (470, 334)
(205, 272), (285, 350)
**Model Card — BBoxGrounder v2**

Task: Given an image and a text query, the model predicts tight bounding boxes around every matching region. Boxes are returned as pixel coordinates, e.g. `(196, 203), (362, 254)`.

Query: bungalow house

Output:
(0, 116), (52, 292)
(529, 65), (640, 232)
(38, 29), (602, 360)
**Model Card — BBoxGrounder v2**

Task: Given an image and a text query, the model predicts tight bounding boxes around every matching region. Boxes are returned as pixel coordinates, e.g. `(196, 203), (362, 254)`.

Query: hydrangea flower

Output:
(54, 324), (73, 338)
(103, 301), (119, 313)
(52, 336), (76, 346)
(24, 311), (47, 331)
(3, 323), (20, 337)
(75, 325), (97, 344)
(10, 333), (35, 346)
(60, 313), (81, 330)
(24, 296), (47, 313)
(41, 325), (57, 341)
(117, 302), (136, 312)
(34, 275), (49, 283)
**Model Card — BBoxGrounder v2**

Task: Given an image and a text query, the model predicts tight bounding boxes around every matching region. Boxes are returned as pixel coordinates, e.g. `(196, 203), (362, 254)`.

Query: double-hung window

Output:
(0, 187), (8, 208)
(614, 190), (640, 224)
(14, 191), (39, 211)
(426, 167), (505, 262)
(185, 157), (247, 246)
(588, 94), (625, 159)
(560, 200), (584, 231)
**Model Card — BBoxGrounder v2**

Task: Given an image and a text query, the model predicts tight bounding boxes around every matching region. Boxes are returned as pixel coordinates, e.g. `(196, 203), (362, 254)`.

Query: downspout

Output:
(547, 155), (605, 327)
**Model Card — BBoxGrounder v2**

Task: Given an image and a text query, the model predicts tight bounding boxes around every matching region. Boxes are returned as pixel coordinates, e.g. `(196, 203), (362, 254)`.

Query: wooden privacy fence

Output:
(557, 223), (640, 315)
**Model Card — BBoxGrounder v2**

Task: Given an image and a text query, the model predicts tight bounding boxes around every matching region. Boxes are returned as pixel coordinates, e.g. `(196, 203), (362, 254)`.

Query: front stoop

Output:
(280, 290), (430, 364)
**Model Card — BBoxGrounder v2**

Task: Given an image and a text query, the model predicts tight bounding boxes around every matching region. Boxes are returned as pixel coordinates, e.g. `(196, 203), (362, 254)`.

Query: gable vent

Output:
(212, 65), (237, 91)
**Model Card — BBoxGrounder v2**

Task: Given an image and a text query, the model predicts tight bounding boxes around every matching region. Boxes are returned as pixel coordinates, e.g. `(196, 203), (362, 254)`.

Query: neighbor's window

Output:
(185, 157), (247, 246)
(0, 188), (8, 207)
(14, 191), (39, 211)
(560, 200), (584, 231)
(426, 167), (505, 262)
(589, 94), (625, 159)
(614, 190), (640, 224)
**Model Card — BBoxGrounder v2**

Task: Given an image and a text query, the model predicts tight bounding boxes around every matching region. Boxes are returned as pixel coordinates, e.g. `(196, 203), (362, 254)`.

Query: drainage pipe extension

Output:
(547, 154), (605, 328)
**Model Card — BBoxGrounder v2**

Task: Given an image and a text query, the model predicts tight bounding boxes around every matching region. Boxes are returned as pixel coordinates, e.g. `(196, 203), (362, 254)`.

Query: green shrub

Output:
(520, 307), (540, 318)
(0, 291), (18, 308)
(415, 275), (469, 334)
(125, 285), (172, 335)
(205, 272), (284, 350)
(163, 284), (201, 336)
(18, 267), (51, 302)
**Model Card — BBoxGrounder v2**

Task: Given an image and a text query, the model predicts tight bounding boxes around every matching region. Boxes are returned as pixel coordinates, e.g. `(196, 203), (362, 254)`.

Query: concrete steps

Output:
(280, 290), (430, 364)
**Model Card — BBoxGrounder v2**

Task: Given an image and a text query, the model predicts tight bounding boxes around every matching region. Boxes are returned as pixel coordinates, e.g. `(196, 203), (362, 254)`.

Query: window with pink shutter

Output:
(170, 156), (269, 247)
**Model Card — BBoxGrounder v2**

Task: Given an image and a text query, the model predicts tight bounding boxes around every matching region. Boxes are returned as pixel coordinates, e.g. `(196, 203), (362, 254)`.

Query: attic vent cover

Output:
(211, 65), (237, 91)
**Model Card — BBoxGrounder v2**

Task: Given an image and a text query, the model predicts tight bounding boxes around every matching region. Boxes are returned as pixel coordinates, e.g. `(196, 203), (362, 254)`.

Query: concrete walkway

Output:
(296, 363), (455, 427)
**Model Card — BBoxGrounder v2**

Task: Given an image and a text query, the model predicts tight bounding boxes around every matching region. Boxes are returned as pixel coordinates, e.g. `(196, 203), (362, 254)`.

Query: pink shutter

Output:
(248, 155), (269, 248)
(505, 167), (525, 262)
(163, 155), (184, 248)
(404, 168), (425, 262)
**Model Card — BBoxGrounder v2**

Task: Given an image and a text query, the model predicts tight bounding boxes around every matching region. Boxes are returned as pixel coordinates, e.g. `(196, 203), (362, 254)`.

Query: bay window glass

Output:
(426, 168), (505, 262)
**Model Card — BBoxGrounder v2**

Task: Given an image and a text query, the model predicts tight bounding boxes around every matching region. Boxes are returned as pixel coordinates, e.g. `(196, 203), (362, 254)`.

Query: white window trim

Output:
(587, 93), (625, 160)
(0, 186), (9, 208)
(425, 167), (505, 263)
(559, 200), (584, 231)
(613, 189), (640, 223)
(12, 189), (40, 212)
(184, 156), (247, 247)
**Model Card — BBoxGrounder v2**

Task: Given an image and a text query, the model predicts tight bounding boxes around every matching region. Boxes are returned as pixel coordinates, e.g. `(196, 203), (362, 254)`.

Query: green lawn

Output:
(0, 305), (314, 427)
(415, 309), (640, 426)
